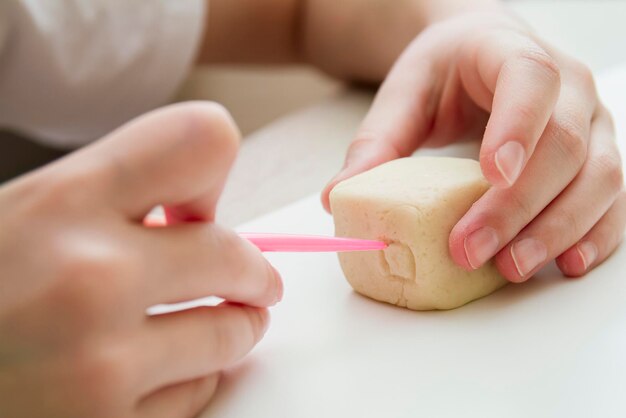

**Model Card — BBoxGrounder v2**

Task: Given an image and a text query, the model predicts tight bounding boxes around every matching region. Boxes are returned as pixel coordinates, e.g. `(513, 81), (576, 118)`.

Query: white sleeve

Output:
(0, 0), (205, 148)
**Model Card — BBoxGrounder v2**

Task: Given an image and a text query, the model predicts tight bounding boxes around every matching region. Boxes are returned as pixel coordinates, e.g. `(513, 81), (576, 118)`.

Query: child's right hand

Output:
(0, 103), (282, 418)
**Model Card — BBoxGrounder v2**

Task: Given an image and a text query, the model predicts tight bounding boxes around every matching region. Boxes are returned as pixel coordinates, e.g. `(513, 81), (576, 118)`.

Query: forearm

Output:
(197, 0), (301, 64)
(301, 0), (504, 82)
(197, 0), (505, 78)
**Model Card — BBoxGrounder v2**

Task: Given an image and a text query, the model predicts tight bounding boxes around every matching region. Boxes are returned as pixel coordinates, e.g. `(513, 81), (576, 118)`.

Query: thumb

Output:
(83, 101), (241, 223)
(321, 137), (401, 212)
(321, 41), (439, 213)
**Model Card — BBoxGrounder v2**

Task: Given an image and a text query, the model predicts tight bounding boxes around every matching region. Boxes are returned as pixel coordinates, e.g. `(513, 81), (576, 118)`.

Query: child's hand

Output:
(322, 12), (625, 282)
(0, 103), (282, 418)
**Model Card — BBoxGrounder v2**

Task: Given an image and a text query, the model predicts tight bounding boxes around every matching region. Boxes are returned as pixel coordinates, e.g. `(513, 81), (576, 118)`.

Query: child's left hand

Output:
(322, 12), (625, 282)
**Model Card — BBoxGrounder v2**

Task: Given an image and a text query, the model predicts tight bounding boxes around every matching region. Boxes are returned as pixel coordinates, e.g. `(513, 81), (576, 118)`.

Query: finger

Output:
(450, 77), (596, 271)
(137, 374), (220, 418)
(460, 30), (562, 187)
(493, 111), (623, 281)
(320, 37), (444, 213)
(89, 101), (240, 221)
(139, 224), (282, 308)
(138, 304), (268, 395)
(556, 189), (626, 277)
(321, 138), (403, 212)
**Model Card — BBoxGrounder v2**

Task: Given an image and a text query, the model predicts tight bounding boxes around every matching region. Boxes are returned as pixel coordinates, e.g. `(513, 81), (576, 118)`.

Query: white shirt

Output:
(0, 0), (205, 148)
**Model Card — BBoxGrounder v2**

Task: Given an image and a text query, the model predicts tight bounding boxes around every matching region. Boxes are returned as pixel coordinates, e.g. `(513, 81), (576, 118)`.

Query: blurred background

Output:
(178, 0), (626, 135)
(2, 0), (626, 220)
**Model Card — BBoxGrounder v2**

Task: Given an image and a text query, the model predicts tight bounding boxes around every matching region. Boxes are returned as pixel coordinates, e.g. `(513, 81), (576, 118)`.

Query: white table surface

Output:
(200, 200), (626, 418)
(197, 65), (626, 418)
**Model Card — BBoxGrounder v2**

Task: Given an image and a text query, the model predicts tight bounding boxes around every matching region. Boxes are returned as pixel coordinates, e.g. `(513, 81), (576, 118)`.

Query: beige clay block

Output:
(330, 157), (507, 310)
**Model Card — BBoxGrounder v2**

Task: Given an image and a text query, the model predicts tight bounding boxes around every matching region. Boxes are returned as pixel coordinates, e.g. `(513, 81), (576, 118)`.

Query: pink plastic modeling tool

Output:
(146, 209), (386, 253)
(239, 233), (388, 253)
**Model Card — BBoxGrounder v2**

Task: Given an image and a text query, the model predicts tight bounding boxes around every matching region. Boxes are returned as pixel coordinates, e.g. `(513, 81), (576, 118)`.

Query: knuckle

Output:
(513, 101), (543, 124)
(552, 119), (588, 169)
(161, 102), (241, 181)
(552, 207), (581, 237)
(51, 239), (138, 322)
(592, 151), (624, 192)
(600, 105), (617, 130)
(507, 191), (535, 226)
(55, 247), (111, 281)
(23, 168), (102, 215)
(177, 101), (241, 155)
(569, 59), (596, 93)
(515, 48), (561, 83)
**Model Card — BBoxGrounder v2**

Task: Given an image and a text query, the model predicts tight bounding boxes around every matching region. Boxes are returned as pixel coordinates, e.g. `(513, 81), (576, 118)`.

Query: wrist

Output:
(301, 0), (430, 82)
(301, 0), (513, 83)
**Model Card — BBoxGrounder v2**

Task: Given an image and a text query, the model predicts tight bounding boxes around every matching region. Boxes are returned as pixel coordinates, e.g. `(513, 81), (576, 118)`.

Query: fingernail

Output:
(576, 241), (598, 271)
(464, 227), (499, 269)
(271, 265), (283, 304)
(495, 141), (526, 186)
(511, 238), (547, 279)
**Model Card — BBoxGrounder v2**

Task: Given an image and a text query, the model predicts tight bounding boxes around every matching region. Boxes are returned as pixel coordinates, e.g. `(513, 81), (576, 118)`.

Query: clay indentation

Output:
(380, 242), (416, 281)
